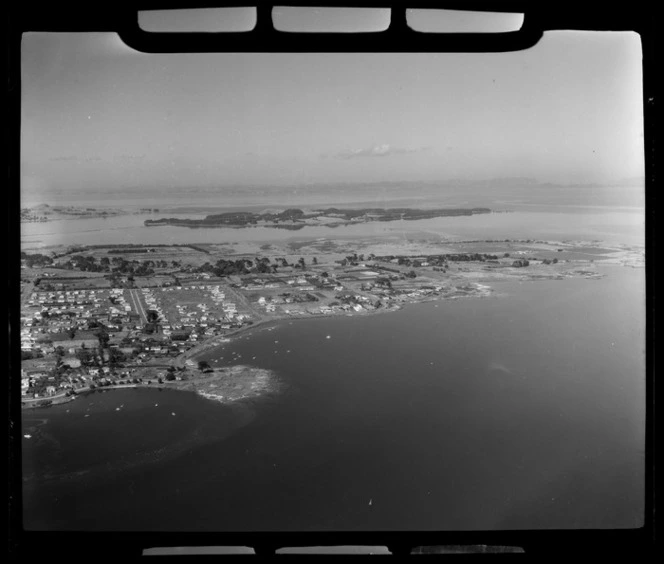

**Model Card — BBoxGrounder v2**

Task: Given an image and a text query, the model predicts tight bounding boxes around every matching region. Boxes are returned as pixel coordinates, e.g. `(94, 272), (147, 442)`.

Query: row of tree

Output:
(192, 255), (318, 278)
(49, 254), (183, 275)
(21, 252), (54, 267)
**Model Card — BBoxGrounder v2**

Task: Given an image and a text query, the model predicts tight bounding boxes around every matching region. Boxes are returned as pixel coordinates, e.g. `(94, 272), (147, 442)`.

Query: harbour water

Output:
(22, 265), (645, 531)
(20, 207), (645, 250)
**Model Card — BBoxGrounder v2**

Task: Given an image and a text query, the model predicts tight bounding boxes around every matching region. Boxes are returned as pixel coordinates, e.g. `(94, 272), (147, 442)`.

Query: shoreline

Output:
(21, 384), (168, 409)
(20, 263), (634, 412)
(174, 261), (620, 366)
(179, 284), (496, 364)
(22, 288), (494, 410)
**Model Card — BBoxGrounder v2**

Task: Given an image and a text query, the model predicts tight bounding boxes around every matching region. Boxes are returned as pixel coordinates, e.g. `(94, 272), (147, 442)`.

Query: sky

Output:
(21, 18), (644, 197)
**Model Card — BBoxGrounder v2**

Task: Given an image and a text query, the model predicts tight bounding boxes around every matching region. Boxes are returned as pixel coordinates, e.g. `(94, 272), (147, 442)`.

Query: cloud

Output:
(334, 144), (430, 160)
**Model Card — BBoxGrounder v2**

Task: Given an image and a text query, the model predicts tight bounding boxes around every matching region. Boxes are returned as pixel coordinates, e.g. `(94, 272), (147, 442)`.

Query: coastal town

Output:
(18, 236), (642, 408)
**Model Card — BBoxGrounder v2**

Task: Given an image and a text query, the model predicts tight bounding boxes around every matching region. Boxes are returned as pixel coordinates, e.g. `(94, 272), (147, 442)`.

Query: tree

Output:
(76, 348), (93, 366)
(96, 330), (110, 349)
(197, 360), (211, 372)
(376, 277), (392, 289)
(312, 257), (318, 265)
(165, 373), (176, 381)
(108, 348), (125, 366)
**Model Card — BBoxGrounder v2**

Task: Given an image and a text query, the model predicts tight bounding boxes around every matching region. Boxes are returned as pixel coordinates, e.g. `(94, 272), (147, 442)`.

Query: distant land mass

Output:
(22, 177), (644, 212)
(144, 207), (492, 229)
(23, 177), (645, 198)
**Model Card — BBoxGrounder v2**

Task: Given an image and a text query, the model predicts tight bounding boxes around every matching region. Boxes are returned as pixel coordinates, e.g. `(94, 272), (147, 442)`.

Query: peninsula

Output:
(19, 231), (642, 409)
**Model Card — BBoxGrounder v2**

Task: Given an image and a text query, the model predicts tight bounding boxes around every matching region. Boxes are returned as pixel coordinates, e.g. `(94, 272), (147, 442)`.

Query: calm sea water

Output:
(22, 265), (645, 531)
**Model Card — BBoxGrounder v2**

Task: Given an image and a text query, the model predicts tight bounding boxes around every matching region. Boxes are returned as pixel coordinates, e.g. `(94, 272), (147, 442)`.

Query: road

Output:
(21, 390), (75, 406)
(224, 283), (262, 318)
(20, 280), (36, 309)
(128, 289), (148, 325)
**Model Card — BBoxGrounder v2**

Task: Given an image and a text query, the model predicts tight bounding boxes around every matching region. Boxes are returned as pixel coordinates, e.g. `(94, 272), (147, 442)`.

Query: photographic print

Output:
(18, 8), (646, 537)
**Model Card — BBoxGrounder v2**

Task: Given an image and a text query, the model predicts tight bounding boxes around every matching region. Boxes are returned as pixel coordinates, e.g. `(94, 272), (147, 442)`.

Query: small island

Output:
(144, 207), (492, 229)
